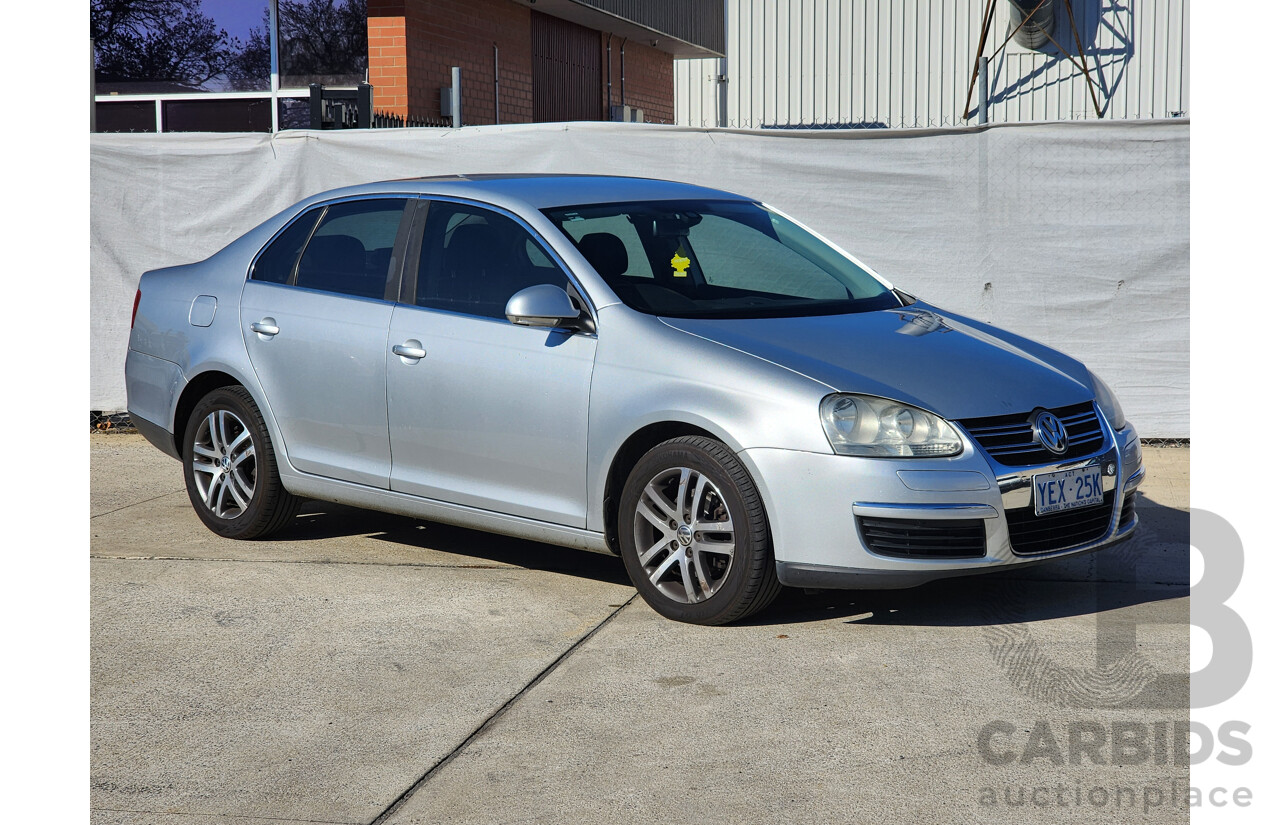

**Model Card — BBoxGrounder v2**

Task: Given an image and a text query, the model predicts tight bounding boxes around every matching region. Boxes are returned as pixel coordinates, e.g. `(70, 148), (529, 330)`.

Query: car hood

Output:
(660, 304), (1094, 420)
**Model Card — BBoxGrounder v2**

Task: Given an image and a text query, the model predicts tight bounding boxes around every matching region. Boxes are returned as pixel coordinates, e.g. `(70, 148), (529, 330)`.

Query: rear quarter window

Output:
(251, 208), (322, 284)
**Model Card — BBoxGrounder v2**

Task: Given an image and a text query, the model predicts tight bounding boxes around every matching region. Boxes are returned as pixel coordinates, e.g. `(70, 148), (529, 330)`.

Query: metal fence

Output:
(308, 83), (453, 130)
(91, 411), (136, 432)
(373, 111), (451, 128)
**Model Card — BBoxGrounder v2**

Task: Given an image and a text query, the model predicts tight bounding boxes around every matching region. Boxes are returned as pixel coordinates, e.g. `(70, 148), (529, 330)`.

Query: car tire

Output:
(182, 385), (300, 540)
(619, 436), (781, 625)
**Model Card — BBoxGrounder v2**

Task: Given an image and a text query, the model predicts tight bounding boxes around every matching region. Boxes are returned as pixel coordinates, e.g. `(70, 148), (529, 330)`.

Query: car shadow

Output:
(276, 500), (633, 587)
(273, 492), (1186, 627)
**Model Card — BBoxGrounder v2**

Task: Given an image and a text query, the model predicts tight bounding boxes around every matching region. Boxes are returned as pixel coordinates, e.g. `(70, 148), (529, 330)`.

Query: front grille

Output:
(1005, 490), (1115, 555)
(856, 517), (987, 559)
(1119, 491), (1137, 526)
(959, 401), (1105, 466)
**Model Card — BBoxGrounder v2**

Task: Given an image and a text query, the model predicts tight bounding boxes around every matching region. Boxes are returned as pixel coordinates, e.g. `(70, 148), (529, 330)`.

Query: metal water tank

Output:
(1008, 0), (1057, 49)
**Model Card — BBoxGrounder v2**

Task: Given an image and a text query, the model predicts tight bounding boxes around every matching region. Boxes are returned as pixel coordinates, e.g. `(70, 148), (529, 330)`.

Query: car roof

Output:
(306, 174), (754, 211)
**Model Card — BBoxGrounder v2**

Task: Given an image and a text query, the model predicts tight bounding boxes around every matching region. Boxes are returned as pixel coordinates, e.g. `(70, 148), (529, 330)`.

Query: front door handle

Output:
(392, 341), (427, 360)
(250, 318), (280, 337)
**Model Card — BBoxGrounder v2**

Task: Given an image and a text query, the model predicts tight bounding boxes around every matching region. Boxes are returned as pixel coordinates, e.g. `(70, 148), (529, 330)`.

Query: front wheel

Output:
(618, 436), (780, 625)
(182, 385), (299, 539)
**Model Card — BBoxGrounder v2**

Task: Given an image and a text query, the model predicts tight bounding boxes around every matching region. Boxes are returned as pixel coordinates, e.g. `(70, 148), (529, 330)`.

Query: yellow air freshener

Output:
(671, 250), (691, 277)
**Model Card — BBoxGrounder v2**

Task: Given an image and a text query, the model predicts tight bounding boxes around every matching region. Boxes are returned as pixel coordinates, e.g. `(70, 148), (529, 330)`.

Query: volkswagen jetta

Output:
(125, 174), (1143, 624)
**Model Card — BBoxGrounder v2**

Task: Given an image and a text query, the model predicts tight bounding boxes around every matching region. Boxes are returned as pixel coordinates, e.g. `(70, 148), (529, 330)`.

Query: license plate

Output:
(1032, 466), (1104, 516)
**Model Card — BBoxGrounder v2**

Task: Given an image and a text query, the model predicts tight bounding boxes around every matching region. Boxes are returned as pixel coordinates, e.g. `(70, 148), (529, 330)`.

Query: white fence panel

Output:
(91, 120), (1189, 435)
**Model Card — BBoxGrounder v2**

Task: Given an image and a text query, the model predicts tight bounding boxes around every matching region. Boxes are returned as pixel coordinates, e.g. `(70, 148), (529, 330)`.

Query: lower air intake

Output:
(857, 517), (987, 560)
(1006, 490), (1115, 555)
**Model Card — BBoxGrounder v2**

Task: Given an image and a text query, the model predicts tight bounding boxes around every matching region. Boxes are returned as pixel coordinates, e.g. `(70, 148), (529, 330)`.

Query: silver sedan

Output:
(125, 174), (1143, 624)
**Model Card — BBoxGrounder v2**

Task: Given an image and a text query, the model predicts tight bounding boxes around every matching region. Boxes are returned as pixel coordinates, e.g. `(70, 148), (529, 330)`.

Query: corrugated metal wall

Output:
(676, 0), (1189, 128)
(532, 11), (604, 123)
(577, 0), (726, 54)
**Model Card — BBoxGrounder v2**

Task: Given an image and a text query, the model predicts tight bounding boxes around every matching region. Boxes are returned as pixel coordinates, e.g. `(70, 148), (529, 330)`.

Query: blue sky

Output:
(204, 0), (269, 42)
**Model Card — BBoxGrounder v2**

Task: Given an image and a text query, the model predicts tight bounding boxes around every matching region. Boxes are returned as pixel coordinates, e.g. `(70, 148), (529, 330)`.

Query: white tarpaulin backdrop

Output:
(90, 120), (1189, 436)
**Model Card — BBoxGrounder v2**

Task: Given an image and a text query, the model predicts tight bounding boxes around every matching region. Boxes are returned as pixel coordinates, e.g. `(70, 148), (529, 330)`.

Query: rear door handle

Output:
(392, 341), (427, 360)
(250, 319), (280, 337)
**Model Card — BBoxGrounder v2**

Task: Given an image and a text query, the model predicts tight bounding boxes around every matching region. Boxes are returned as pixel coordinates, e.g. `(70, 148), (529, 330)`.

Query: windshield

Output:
(542, 200), (903, 319)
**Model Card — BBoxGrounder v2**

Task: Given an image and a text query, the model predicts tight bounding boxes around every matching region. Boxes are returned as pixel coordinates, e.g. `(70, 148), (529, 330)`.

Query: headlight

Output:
(1088, 371), (1126, 430)
(819, 394), (963, 457)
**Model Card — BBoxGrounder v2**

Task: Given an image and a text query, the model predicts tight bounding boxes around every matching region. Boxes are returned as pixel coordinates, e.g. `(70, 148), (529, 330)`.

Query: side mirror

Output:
(505, 285), (585, 330)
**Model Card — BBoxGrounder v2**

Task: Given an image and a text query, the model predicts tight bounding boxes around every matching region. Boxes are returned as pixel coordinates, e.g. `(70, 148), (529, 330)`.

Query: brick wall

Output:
(600, 37), (674, 124)
(367, 0), (675, 125)
(404, 0), (533, 124)
(367, 1), (408, 115)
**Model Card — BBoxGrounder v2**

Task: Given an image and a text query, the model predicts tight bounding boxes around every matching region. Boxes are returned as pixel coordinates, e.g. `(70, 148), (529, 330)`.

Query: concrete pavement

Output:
(91, 434), (1190, 824)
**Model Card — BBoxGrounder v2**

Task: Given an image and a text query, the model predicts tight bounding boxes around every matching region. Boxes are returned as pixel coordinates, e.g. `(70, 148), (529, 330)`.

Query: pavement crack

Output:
(91, 489), (186, 519)
(90, 806), (358, 824)
(368, 595), (638, 825)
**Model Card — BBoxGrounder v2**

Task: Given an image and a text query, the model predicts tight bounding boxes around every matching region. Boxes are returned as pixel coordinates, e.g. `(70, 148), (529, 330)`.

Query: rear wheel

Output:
(182, 386), (299, 539)
(618, 436), (780, 625)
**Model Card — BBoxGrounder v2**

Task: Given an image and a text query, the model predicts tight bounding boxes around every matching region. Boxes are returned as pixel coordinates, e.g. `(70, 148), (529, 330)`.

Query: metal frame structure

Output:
(963, 0), (1102, 122)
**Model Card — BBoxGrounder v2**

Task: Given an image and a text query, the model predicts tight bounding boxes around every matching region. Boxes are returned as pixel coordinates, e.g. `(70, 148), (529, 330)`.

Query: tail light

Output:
(131, 289), (141, 330)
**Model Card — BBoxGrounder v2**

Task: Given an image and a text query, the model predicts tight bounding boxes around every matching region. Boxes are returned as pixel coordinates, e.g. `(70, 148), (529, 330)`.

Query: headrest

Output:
(445, 223), (502, 271)
(577, 232), (628, 278)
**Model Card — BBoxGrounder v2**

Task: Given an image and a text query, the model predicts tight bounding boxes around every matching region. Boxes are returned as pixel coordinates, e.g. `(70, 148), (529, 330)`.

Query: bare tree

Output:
(278, 0), (368, 84)
(227, 9), (271, 92)
(227, 1), (369, 90)
(91, 0), (233, 89)
(94, 0), (369, 92)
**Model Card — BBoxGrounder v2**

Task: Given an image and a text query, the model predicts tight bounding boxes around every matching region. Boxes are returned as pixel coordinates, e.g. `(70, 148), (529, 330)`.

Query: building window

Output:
(278, 0), (368, 88)
(91, 0), (369, 132)
(91, 0), (272, 94)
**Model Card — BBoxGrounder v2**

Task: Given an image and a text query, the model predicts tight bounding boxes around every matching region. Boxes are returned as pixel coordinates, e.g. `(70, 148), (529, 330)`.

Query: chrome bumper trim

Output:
(851, 502), (999, 520)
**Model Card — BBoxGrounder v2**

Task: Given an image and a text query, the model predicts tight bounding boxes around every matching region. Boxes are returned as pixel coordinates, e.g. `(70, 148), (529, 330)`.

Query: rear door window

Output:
(293, 199), (410, 299)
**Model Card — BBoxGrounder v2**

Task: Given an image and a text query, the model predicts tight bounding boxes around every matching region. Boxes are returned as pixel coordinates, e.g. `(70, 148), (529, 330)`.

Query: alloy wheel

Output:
(632, 466), (736, 603)
(190, 409), (257, 520)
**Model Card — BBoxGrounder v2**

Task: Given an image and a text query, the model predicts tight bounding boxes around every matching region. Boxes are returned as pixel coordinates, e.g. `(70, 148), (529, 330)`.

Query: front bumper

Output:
(740, 413), (1144, 590)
